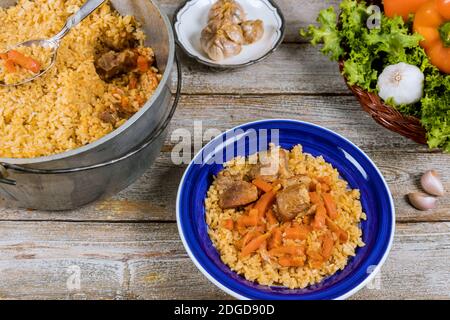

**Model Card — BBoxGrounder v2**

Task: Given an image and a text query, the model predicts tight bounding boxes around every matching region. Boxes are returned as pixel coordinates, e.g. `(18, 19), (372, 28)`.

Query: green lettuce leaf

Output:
(300, 7), (343, 61)
(302, 0), (450, 152)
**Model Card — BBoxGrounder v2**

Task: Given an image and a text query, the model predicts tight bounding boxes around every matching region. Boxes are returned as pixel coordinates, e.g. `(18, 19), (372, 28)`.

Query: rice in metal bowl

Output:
(0, 0), (161, 158)
(205, 144), (366, 289)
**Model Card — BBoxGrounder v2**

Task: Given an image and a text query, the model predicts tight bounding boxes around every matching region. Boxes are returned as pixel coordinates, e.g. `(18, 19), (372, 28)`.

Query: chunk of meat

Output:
(95, 49), (138, 81)
(215, 174), (240, 192)
(218, 180), (258, 209)
(274, 184), (312, 222)
(280, 175), (311, 189)
(249, 148), (291, 182)
(98, 110), (118, 124)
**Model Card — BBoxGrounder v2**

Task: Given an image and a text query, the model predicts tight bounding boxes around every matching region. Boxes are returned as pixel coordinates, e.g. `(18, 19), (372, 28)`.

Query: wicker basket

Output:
(338, 1), (428, 145)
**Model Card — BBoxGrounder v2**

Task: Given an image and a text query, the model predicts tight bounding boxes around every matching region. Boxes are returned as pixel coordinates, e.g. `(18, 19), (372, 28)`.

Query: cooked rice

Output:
(0, 0), (161, 158)
(205, 144), (366, 289)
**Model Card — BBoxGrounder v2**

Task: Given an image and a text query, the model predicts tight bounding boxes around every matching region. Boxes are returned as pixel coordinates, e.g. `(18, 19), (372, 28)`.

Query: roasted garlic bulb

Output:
(201, 22), (244, 61)
(241, 19), (264, 44)
(208, 0), (246, 25)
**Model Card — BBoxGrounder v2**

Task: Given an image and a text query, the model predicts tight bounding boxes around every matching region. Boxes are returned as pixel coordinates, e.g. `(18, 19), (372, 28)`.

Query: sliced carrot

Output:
(253, 190), (276, 218)
(284, 225), (311, 240)
(312, 204), (327, 230)
(252, 178), (273, 193)
(310, 258), (323, 268)
(278, 256), (305, 267)
(236, 230), (260, 249)
(307, 249), (324, 268)
(240, 233), (270, 257)
(7, 50), (41, 73)
(236, 219), (246, 235)
(265, 208), (278, 226)
(303, 214), (313, 225)
(326, 217), (348, 242)
(321, 232), (334, 259)
(308, 191), (321, 205)
(268, 227), (282, 250)
(137, 55), (149, 72)
(307, 250), (323, 261)
(247, 208), (259, 225)
(320, 183), (330, 192)
(0, 53), (8, 60)
(269, 245), (304, 257)
(4, 59), (16, 73)
(322, 193), (338, 220)
(222, 219), (234, 230)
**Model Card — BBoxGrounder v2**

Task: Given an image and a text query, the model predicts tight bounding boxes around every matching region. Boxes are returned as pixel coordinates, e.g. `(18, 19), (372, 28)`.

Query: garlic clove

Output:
(421, 170), (445, 196)
(407, 192), (437, 211)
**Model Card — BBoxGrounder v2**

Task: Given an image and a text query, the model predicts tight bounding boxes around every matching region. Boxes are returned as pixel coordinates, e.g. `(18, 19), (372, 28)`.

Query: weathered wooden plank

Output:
(1, 95), (448, 222)
(158, 0), (340, 43)
(0, 221), (448, 299)
(174, 44), (349, 95)
(2, 150), (448, 223)
(354, 222), (450, 300)
(168, 95), (424, 151)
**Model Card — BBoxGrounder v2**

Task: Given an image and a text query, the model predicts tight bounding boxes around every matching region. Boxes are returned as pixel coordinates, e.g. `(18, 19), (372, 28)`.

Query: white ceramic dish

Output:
(173, 0), (285, 68)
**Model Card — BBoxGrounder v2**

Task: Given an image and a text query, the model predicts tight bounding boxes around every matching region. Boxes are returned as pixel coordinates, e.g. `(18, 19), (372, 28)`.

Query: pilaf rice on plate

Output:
(205, 144), (366, 289)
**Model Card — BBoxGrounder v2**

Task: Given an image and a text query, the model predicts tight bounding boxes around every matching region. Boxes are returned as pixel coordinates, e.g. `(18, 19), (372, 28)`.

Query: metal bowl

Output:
(0, 0), (181, 210)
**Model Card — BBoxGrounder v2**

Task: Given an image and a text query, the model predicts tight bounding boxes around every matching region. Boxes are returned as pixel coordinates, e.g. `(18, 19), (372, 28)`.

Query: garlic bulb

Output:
(408, 192), (437, 211)
(421, 170), (445, 196)
(377, 62), (424, 105)
(241, 20), (264, 44)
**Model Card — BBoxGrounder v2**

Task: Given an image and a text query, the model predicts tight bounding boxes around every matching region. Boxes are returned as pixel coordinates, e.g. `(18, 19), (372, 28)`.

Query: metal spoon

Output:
(0, 0), (107, 87)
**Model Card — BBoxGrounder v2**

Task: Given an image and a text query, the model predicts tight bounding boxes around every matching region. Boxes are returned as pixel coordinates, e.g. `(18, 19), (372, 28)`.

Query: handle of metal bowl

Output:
(0, 53), (182, 185)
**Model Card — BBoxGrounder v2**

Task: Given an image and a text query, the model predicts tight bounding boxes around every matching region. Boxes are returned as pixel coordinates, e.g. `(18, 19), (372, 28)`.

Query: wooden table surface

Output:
(0, 0), (449, 300)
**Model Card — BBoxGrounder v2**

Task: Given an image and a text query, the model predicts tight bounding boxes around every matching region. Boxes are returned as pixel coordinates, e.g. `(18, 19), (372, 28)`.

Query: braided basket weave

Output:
(338, 0), (428, 145)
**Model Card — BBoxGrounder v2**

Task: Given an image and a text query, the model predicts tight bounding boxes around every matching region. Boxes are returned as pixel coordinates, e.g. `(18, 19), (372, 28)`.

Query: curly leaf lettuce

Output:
(302, 0), (450, 152)
(300, 7), (343, 61)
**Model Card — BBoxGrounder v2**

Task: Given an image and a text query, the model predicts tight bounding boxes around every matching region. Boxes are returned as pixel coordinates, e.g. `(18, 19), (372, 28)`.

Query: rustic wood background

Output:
(0, 0), (449, 300)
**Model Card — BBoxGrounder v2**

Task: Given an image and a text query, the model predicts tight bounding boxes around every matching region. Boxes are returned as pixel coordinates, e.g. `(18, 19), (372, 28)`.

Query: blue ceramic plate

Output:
(176, 119), (395, 300)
